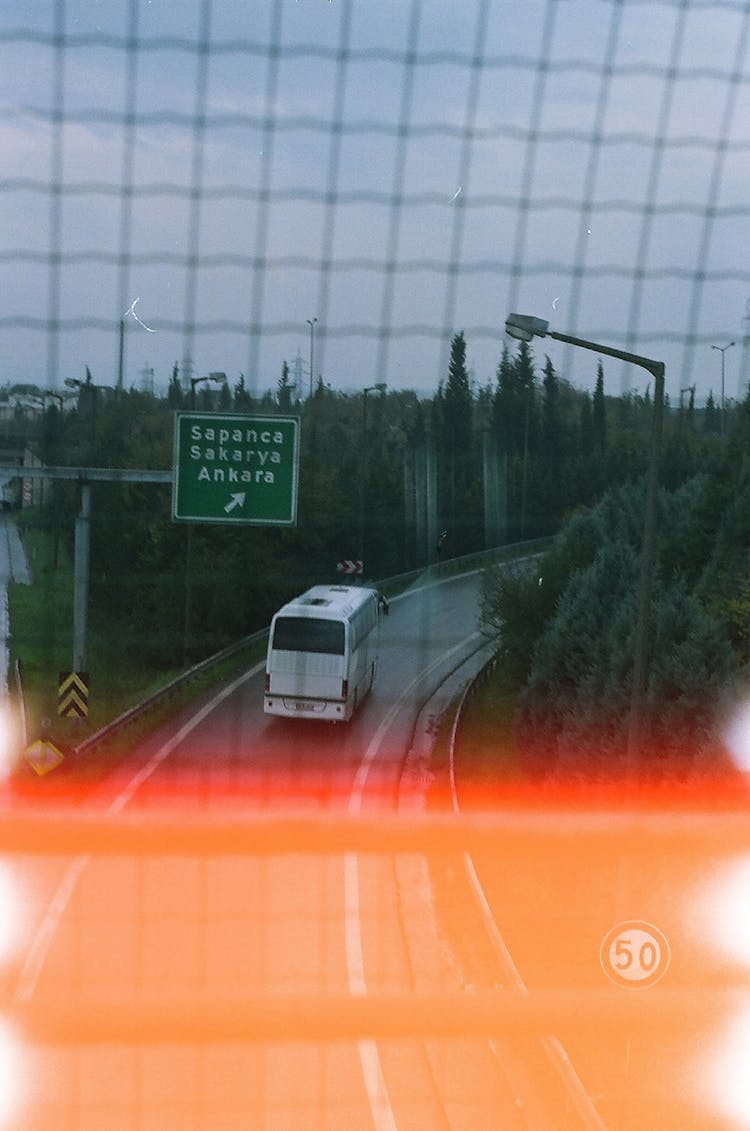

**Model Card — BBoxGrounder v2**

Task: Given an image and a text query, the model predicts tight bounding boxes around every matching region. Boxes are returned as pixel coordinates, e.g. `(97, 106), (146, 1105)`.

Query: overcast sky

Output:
(1, 0), (749, 405)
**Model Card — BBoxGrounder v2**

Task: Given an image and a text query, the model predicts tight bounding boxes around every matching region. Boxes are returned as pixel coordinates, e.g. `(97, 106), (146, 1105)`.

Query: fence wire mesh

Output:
(1, 0), (749, 400)
(1, 3), (750, 1129)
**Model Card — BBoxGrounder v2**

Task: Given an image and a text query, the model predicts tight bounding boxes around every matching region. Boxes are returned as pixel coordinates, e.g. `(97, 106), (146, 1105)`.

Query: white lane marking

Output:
(14, 565), (489, 1102)
(345, 633), (480, 1131)
(447, 683), (608, 1131)
(14, 662), (264, 1002)
(358, 1040), (399, 1131)
(343, 853), (367, 996)
(344, 849), (398, 1130)
(107, 662), (264, 814)
(16, 602), (480, 1005)
(346, 712), (406, 1131)
(14, 854), (90, 1001)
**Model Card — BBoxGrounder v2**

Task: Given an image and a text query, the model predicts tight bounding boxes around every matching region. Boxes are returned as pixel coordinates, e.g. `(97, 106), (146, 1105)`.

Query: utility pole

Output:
(117, 318), (124, 396)
(711, 340), (735, 435)
(6, 465), (171, 682)
(307, 317), (317, 399)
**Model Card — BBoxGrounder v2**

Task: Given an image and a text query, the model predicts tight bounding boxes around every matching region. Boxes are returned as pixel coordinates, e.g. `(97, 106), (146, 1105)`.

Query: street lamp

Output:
(505, 313), (666, 760)
(190, 371), (227, 410)
(711, 340), (735, 434)
(359, 382), (387, 574)
(306, 317), (318, 400)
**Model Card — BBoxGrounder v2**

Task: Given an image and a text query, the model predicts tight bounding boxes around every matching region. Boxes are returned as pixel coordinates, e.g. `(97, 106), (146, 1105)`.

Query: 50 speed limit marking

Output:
(600, 920), (670, 988)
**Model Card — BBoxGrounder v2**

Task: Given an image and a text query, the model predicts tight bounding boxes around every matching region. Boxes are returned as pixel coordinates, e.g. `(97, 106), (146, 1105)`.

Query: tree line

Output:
(5, 334), (735, 690)
(480, 384), (750, 769)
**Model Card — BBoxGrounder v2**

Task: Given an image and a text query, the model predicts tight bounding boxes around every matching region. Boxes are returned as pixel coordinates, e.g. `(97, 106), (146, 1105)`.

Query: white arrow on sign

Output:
(224, 492), (246, 514)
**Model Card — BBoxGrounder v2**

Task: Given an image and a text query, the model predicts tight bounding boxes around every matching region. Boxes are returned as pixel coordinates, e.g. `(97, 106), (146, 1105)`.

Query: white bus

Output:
(264, 585), (382, 721)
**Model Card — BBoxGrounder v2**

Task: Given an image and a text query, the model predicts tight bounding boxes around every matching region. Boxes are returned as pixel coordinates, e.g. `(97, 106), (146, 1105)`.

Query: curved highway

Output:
(1, 567), (577, 1131)
(9, 557), (734, 1130)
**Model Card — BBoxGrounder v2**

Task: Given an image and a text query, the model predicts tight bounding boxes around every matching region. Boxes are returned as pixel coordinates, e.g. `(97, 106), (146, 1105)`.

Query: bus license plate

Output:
(294, 700), (314, 711)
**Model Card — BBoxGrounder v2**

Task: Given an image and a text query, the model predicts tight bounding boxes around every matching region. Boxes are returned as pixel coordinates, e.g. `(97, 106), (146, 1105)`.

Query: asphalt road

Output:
(459, 813), (750, 1131)
(3, 562), (746, 1130)
(0, 568), (552, 1131)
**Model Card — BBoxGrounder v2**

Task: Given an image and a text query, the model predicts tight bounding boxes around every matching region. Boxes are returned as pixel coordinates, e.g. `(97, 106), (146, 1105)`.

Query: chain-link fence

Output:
(2, 1), (749, 400)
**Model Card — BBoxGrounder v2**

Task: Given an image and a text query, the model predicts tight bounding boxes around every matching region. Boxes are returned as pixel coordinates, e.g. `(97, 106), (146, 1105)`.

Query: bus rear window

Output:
(271, 616), (345, 655)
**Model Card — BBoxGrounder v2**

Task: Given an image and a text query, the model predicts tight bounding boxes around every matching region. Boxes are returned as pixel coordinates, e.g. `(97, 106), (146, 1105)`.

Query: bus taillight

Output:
(264, 672), (270, 693)
(341, 679), (348, 701)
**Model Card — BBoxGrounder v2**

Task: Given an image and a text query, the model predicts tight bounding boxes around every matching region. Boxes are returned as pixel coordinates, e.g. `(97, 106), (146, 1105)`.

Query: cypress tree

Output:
(444, 331), (472, 457)
(277, 360), (294, 411)
(542, 355), (561, 454)
(540, 355), (564, 526)
(704, 390), (719, 434)
(492, 346), (516, 454)
(167, 362), (182, 408)
(593, 360), (606, 451)
(442, 332), (475, 551)
(580, 391), (594, 450)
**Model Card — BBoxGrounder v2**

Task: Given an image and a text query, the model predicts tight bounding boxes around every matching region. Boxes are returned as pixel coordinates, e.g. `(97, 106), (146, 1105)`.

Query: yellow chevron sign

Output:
(58, 671), (89, 719)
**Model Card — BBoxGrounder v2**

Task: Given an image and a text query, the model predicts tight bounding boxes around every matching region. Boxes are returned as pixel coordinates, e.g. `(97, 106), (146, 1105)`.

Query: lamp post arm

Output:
(552, 331), (667, 759)
(546, 330), (665, 382)
(545, 325), (666, 759)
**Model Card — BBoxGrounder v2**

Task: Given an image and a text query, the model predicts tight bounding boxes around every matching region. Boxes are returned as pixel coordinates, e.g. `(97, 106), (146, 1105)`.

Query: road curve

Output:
(449, 666), (750, 1131)
(0, 567), (556, 1131)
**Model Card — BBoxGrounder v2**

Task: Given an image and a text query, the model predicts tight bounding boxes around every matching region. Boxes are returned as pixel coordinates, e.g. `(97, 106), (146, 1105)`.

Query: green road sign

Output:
(172, 412), (300, 525)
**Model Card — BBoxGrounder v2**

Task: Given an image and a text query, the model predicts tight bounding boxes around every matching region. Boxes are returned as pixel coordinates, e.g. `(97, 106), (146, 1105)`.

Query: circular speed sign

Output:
(599, 920), (670, 989)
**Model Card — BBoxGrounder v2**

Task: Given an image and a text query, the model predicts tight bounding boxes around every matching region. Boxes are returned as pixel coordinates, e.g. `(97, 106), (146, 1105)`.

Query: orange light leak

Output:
(0, 1020), (24, 1130)
(6, 721), (750, 809)
(0, 725), (749, 1130)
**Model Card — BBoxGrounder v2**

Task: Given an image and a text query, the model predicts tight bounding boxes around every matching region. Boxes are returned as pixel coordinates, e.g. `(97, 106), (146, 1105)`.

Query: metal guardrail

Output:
(74, 626), (270, 757)
(73, 537), (551, 758)
(448, 542), (549, 760)
(377, 536), (549, 596)
(450, 650), (501, 761)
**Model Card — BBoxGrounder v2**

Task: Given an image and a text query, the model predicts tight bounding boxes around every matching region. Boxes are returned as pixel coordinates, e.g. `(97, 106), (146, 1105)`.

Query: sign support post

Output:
(0, 465), (172, 725)
(73, 483), (91, 671)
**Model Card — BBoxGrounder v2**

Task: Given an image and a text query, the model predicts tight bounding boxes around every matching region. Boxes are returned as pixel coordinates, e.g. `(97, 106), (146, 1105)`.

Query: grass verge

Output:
(45, 636), (269, 786)
(440, 654), (524, 795)
(7, 518), (266, 779)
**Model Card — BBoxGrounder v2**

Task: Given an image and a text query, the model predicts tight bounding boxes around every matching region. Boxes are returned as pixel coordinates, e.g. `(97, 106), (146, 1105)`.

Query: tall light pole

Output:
(184, 371), (227, 663)
(117, 317), (124, 397)
(505, 314), (665, 760)
(711, 340), (735, 434)
(306, 317), (318, 399)
(359, 382), (386, 574)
